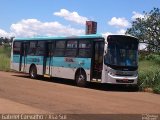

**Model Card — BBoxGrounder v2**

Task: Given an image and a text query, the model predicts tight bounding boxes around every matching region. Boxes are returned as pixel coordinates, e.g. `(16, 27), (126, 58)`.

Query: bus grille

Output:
(115, 71), (136, 76)
(116, 79), (134, 83)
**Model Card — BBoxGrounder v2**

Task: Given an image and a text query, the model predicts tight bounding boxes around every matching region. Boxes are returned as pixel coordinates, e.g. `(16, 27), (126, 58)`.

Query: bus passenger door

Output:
(92, 41), (104, 81)
(20, 42), (29, 72)
(43, 42), (52, 76)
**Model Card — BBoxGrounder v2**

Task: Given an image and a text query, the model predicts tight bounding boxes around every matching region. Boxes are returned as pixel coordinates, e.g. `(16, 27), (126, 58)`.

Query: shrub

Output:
(153, 85), (160, 94)
(145, 54), (160, 63)
(138, 61), (160, 93)
(0, 54), (10, 71)
(0, 46), (11, 71)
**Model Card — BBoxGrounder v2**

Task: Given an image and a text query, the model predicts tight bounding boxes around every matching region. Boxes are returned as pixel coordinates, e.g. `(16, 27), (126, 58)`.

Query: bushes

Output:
(138, 68), (160, 90)
(0, 46), (11, 71)
(144, 54), (160, 64)
(0, 54), (10, 71)
(0, 45), (11, 57)
(138, 54), (160, 94)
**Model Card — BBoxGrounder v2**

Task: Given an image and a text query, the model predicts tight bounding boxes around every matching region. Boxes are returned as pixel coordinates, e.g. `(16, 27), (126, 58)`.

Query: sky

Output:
(0, 0), (160, 38)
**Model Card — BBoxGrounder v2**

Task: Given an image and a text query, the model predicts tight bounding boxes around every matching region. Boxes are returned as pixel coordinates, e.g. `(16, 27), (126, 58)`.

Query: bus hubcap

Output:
(31, 69), (35, 77)
(78, 75), (84, 82)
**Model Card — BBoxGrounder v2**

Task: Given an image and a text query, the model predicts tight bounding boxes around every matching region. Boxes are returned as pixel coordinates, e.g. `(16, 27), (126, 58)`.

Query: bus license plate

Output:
(123, 79), (128, 81)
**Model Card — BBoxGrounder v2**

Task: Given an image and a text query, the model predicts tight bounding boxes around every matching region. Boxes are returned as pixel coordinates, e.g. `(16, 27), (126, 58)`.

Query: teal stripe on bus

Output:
(12, 55), (91, 70)
(14, 34), (103, 41)
(52, 57), (91, 70)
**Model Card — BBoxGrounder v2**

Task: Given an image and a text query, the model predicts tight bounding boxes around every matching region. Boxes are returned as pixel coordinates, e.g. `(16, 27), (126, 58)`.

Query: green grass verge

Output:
(138, 60), (160, 94)
(0, 46), (11, 71)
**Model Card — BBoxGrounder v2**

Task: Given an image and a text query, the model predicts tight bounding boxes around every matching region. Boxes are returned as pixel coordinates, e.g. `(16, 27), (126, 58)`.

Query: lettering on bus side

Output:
(65, 57), (75, 63)
(27, 58), (40, 63)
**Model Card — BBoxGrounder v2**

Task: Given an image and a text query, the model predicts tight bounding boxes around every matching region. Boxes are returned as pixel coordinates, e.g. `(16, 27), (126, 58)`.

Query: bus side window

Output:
(94, 42), (104, 71)
(28, 41), (37, 56)
(65, 40), (77, 57)
(35, 41), (45, 56)
(99, 42), (104, 63)
(13, 41), (21, 54)
(54, 41), (65, 57)
(78, 40), (91, 58)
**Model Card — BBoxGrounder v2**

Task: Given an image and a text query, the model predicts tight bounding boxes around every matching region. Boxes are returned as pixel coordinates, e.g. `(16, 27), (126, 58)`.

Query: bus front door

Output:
(20, 42), (29, 72)
(43, 42), (52, 77)
(92, 41), (104, 81)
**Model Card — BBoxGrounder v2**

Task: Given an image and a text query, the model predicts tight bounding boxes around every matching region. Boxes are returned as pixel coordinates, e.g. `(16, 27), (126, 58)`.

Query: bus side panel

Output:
(10, 44), (14, 70)
(51, 57), (91, 81)
(101, 62), (108, 83)
(11, 54), (21, 71)
(26, 56), (44, 75)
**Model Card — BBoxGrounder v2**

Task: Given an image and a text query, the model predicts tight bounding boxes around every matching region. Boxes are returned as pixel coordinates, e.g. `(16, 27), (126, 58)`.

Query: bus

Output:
(11, 34), (139, 87)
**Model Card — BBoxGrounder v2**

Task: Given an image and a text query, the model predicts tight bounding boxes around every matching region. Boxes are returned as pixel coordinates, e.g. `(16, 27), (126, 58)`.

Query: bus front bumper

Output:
(104, 73), (138, 84)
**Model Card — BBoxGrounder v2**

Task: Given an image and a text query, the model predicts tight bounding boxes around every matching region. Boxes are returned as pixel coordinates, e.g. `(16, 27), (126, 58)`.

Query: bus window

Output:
(79, 40), (91, 48)
(35, 41), (45, 56)
(28, 41), (37, 56)
(78, 40), (91, 58)
(13, 41), (21, 54)
(54, 41), (65, 56)
(65, 40), (77, 57)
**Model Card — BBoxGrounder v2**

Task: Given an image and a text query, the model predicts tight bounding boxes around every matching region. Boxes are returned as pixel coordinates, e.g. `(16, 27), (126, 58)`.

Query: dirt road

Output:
(0, 71), (160, 114)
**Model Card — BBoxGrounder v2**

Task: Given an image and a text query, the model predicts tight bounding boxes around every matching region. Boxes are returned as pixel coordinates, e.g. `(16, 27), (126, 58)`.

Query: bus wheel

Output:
(29, 65), (37, 79)
(75, 71), (87, 87)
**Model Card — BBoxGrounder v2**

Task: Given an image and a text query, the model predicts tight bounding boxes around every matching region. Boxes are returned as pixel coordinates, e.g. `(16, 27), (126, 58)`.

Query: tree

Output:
(0, 37), (14, 47)
(126, 8), (160, 52)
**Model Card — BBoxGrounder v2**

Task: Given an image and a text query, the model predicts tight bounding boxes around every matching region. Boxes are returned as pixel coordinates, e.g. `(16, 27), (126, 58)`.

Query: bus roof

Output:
(14, 34), (104, 41)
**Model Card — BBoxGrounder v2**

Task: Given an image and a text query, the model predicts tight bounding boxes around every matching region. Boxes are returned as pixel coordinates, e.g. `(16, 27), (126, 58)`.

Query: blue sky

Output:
(0, 0), (160, 37)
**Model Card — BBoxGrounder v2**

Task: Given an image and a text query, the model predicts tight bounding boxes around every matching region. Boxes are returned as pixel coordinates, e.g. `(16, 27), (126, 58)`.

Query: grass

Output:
(0, 46), (11, 71)
(138, 56), (160, 94)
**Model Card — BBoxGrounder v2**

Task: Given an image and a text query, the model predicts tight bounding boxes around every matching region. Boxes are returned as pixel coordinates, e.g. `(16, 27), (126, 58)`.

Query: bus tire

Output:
(29, 65), (37, 79)
(75, 70), (87, 87)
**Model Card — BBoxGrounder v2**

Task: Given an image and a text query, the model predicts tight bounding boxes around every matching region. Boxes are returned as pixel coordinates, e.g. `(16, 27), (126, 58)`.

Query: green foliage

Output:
(144, 54), (160, 64)
(138, 60), (160, 94)
(153, 86), (160, 94)
(0, 46), (11, 57)
(0, 46), (11, 71)
(0, 54), (10, 71)
(126, 8), (160, 52)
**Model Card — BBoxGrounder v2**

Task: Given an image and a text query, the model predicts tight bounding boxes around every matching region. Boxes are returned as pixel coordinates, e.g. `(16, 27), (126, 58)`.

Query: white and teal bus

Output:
(11, 34), (139, 87)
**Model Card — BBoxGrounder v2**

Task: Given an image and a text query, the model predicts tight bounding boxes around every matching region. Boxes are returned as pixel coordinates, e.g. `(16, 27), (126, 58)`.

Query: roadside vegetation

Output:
(0, 44), (11, 71)
(138, 53), (160, 94)
(126, 7), (160, 94)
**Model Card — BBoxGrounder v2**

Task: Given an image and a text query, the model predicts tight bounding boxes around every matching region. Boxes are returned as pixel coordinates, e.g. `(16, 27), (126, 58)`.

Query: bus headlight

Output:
(109, 71), (116, 76)
(109, 72), (113, 75)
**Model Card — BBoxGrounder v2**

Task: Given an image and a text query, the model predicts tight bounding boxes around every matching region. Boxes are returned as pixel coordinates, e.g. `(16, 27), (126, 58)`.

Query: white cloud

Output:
(103, 29), (126, 36)
(54, 9), (89, 25)
(0, 29), (15, 38)
(0, 29), (9, 37)
(7, 19), (84, 37)
(102, 32), (113, 36)
(116, 29), (126, 35)
(132, 11), (144, 20)
(108, 17), (130, 28)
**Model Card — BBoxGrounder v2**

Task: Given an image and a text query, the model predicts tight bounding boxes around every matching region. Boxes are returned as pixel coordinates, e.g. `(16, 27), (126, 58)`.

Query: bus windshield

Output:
(104, 35), (139, 68)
